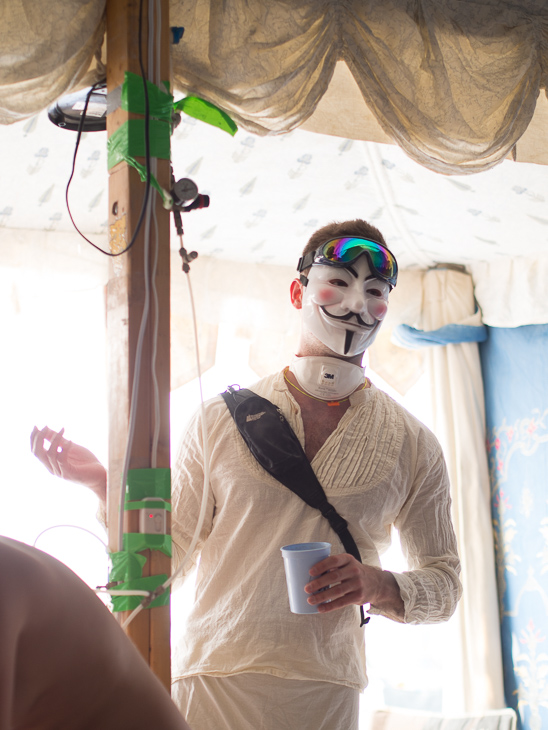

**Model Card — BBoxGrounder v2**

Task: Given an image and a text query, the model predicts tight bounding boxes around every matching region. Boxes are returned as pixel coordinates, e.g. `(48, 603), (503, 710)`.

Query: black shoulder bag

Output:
(221, 385), (369, 626)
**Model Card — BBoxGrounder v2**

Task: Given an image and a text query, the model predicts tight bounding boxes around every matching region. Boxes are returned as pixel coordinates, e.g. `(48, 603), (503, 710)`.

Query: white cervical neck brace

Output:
(290, 356), (365, 400)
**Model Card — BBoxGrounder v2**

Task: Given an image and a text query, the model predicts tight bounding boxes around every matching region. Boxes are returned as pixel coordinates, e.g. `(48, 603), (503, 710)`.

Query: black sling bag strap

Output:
(221, 385), (369, 627)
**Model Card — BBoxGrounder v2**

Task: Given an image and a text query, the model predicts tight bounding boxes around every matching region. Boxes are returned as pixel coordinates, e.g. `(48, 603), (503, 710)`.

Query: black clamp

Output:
(170, 171), (210, 273)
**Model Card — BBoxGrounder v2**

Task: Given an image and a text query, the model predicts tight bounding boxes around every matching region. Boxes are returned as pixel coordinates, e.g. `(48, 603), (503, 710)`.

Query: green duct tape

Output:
(126, 468), (171, 501)
(124, 499), (171, 512)
(107, 119), (170, 169)
(109, 550), (147, 582)
(107, 119), (169, 203)
(123, 532), (172, 558)
(111, 574), (170, 612)
(174, 96), (237, 136)
(121, 71), (173, 120)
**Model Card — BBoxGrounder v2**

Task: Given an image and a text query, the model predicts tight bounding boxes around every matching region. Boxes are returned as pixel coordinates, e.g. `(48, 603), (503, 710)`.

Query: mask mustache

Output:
(320, 307), (374, 328)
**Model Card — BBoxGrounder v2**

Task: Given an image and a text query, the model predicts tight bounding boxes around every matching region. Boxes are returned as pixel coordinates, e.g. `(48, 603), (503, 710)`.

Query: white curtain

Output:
(470, 252), (548, 328)
(420, 268), (505, 712)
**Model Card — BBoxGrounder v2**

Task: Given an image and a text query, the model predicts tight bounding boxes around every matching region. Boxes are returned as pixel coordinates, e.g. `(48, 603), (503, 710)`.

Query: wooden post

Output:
(106, 0), (171, 690)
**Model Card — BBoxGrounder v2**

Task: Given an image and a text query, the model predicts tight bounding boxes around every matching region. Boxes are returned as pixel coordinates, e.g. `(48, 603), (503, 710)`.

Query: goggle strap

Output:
(299, 273), (309, 287)
(297, 251), (315, 273)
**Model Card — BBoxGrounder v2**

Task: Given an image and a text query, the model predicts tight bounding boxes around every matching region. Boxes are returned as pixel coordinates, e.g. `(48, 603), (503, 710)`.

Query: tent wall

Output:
(480, 325), (548, 730)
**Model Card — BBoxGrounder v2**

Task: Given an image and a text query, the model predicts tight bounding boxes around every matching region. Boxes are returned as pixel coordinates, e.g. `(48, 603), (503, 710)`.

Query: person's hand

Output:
(30, 426), (107, 502)
(305, 553), (405, 620)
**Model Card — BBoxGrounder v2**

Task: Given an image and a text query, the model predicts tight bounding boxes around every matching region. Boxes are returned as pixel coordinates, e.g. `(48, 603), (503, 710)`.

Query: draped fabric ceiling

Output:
(1, 0), (548, 176)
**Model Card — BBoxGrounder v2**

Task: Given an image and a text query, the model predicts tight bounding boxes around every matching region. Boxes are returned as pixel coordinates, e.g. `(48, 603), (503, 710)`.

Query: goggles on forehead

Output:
(297, 236), (398, 289)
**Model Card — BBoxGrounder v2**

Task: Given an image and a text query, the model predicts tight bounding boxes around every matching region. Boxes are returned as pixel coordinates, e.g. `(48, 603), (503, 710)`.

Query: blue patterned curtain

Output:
(480, 325), (548, 730)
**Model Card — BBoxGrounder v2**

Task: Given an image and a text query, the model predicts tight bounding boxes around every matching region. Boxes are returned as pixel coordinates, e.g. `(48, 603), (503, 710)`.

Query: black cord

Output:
(65, 0), (153, 257)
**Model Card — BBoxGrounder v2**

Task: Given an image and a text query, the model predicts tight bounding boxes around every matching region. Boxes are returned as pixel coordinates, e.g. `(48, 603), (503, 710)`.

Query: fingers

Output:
(305, 555), (361, 593)
(306, 553), (355, 592)
(315, 590), (364, 614)
(305, 554), (369, 613)
(30, 426), (69, 477)
(30, 426), (55, 474)
(49, 427), (65, 453)
(30, 426), (41, 454)
(48, 429), (67, 477)
(308, 553), (350, 578)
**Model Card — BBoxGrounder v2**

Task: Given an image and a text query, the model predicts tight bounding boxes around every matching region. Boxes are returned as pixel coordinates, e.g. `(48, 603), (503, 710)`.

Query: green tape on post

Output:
(107, 118), (171, 167)
(123, 532), (172, 558)
(126, 468), (171, 501)
(124, 499), (171, 512)
(109, 550), (147, 582)
(122, 71), (173, 120)
(111, 574), (170, 612)
(107, 120), (171, 203)
(174, 96), (238, 136)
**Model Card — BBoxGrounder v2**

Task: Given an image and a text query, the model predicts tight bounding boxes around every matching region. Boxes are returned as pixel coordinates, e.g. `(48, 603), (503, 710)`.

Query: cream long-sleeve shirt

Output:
(171, 371), (461, 691)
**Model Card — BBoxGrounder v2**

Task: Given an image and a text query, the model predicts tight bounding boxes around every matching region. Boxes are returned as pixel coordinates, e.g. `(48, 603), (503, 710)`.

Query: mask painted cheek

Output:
(311, 287), (343, 306)
(367, 299), (388, 320)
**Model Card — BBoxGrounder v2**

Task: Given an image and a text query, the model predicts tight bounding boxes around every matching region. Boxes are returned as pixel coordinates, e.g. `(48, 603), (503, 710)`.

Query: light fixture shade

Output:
(47, 82), (107, 132)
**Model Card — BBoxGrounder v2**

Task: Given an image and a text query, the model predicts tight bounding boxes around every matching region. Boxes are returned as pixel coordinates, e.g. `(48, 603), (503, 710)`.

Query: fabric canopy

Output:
(0, 0), (105, 124)
(1, 1), (548, 175)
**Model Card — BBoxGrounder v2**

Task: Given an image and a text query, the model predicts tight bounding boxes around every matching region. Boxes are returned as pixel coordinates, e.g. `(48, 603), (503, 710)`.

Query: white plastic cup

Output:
(280, 542), (331, 614)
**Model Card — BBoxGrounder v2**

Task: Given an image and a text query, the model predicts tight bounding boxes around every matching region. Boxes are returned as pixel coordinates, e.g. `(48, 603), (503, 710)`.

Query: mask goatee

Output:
(344, 330), (354, 355)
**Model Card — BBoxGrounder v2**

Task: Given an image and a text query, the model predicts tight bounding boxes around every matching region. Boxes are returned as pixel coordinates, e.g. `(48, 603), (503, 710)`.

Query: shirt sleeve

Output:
(371, 430), (462, 624)
(171, 406), (217, 581)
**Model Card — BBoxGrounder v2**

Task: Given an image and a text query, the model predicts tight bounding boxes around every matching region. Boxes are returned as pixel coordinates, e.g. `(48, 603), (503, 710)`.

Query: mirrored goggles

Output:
(297, 236), (398, 289)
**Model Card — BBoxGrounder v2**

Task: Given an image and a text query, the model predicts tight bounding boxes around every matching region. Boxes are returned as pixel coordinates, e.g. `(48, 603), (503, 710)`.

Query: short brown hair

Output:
(302, 219), (388, 259)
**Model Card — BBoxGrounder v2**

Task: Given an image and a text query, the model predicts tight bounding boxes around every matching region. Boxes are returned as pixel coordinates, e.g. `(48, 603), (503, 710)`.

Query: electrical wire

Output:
(148, 0), (162, 472)
(33, 524), (108, 550)
(97, 589), (151, 597)
(148, 0), (162, 471)
(122, 260), (212, 630)
(32, 526), (147, 600)
(160, 269), (212, 591)
(150, 171), (161, 469)
(64, 0), (152, 257)
(147, 0), (162, 471)
(31, 526), (156, 600)
(116, 0), (156, 551)
(118, 0), (161, 551)
(117, 188), (154, 552)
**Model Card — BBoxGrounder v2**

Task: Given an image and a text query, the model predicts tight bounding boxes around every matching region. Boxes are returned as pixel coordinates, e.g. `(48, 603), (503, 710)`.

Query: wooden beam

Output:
(106, 0), (171, 690)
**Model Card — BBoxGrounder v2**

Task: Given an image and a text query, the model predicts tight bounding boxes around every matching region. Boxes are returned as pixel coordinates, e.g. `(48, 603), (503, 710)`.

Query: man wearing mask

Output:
(32, 219), (461, 730)
(169, 219), (461, 729)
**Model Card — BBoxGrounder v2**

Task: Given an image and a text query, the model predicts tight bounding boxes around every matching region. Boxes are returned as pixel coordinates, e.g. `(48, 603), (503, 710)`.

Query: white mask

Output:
(301, 255), (390, 356)
(291, 356), (365, 400)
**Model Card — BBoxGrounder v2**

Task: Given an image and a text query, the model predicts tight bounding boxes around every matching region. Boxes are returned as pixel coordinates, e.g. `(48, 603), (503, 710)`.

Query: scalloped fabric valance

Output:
(1, 1), (547, 174)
